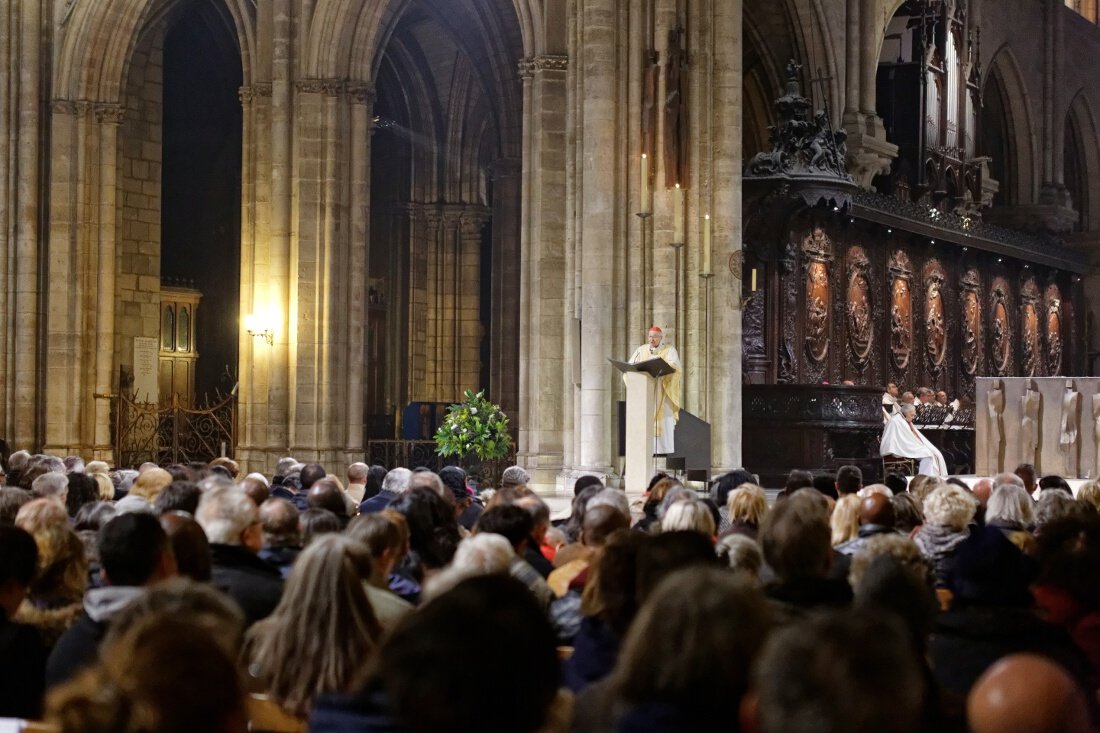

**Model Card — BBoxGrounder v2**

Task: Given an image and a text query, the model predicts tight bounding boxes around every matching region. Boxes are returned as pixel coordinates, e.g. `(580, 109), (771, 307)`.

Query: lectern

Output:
(609, 356), (676, 493)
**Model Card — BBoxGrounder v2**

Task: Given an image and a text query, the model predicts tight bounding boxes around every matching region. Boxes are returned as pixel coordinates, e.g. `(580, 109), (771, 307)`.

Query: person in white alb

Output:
(880, 402), (948, 478)
(627, 326), (682, 455)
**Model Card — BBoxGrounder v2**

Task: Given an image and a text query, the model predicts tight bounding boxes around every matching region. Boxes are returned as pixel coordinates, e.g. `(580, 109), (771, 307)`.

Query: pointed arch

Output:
(982, 45), (1038, 206)
(1065, 90), (1100, 231)
(54, 0), (254, 103)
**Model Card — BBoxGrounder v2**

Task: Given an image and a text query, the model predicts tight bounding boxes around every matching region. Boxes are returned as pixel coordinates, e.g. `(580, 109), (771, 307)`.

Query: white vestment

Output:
(881, 393), (898, 424)
(880, 413), (948, 478)
(628, 343), (682, 454)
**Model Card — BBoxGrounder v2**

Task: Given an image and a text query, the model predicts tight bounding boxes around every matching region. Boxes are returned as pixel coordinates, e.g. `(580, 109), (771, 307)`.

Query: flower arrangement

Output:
(434, 389), (512, 460)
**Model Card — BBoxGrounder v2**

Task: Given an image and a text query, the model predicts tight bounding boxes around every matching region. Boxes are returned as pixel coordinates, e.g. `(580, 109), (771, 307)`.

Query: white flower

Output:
(462, 428), (468, 434)
(470, 408), (478, 415)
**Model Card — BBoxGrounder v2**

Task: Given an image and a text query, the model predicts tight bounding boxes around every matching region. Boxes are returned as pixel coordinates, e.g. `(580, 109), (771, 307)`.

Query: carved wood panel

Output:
(1044, 282), (1063, 376)
(846, 246), (872, 376)
(1021, 275), (1041, 378)
(923, 259), (948, 378)
(990, 276), (1011, 377)
(960, 267), (982, 377)
(802, 227), (833, 384)
(889, 250), (913, 375)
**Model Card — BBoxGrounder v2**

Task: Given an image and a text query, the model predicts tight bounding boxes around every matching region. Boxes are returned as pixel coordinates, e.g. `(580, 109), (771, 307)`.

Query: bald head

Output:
(238, 475), (270, 507)
(858, 493), (895, 528)
(968, 654), (1089, 733)
(971, 479), (993, 506)
(308, 478), (347, 517)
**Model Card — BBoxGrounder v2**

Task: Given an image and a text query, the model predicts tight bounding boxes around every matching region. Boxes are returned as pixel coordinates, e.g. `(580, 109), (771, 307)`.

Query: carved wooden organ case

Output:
(743, 212), (1080, 399)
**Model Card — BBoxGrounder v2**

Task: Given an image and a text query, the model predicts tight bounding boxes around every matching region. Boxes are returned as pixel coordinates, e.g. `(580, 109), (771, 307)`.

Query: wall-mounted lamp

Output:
(245, 313), (274, 346)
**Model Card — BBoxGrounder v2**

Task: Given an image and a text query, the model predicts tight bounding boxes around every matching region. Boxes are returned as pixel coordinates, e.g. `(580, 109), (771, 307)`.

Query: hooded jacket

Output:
(45, 586), (144, 689)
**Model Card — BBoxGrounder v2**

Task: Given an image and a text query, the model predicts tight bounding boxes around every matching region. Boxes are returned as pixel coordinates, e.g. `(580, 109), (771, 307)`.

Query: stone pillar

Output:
(709, 0), (743, 473)
(94, 104), (124, 460)
(843, 0), (898, 190)
(489, 158), (521, 418)
(577, 0), (616, 476)
(268, 0), (292, 454)
(346, 82), (373, 460)
(14, 0), (40, 448)
(517, 55), (569, 487)
(458, 207), (489, 394)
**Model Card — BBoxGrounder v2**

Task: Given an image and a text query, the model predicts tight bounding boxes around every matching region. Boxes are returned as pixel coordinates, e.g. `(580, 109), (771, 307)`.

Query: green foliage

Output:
(434, 390), (512, 460)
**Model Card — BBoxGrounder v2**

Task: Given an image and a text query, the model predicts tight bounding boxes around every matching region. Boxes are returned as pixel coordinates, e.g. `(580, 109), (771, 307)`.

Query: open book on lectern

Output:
(608, 357), (676, 378)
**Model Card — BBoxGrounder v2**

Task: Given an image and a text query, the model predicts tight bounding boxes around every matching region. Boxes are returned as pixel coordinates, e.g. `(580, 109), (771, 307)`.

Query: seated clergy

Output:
(880, 403), (948, 478)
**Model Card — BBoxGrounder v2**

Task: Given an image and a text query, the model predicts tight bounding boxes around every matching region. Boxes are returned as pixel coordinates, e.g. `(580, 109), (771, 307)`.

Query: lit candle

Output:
(673, 184), (684, 243)
(702, 214), (712, 274)
(751, 267), (758, 292)
(640, 154), (650, 214)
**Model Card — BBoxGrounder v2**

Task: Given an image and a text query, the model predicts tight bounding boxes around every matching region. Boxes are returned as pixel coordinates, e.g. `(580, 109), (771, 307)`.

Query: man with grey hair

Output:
(273, 456), (298, 485)
(358, 467), (412, 515)
(585, 488), (631, 521)
(407, 470), (447, 498)
(346, 462), (369, 504)
(31, 471), (69, 505)
(500, 465), (531, 489)
(196, 485), (282, 624)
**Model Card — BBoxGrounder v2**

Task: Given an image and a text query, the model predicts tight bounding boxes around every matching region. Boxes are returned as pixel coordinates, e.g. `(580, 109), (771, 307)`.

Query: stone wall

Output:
(115, 27), (164, 400)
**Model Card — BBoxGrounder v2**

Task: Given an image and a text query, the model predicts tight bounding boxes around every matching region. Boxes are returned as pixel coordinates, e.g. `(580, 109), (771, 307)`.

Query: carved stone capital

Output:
(346, 82), (375, 106)
(296, 78), (342, 95)
(50, 99), (79, 116)
(94, 103), (124, 124)
(842, 117), (899, 191)
(238, 86), (254, 104)
(518, 55), (569, 79)
(253, 82), (272, 98)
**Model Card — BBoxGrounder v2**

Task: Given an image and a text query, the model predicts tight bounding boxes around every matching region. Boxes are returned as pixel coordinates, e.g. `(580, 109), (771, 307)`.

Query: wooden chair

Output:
(246, 694), (306, 733)
(882, 455), (915, 477)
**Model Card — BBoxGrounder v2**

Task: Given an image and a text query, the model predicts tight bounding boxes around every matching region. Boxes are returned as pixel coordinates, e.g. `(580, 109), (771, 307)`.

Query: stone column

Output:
(346, 82), (373, 460)
(458, 207), (489, 394)
(268, 0), (292, 453)
(517, 55), (569, 487)
(577, 0), (617, 475)
(14, 0), (40, 448)
(709, 0), (743, 472)
(843, 0), (898, 189)
(94, 104), (124, 460)
(489, 158), (521, 418)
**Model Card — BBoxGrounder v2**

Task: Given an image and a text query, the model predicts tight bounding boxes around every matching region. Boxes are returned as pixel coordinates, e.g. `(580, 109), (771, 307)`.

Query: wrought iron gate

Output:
(115, 392), (237, 468)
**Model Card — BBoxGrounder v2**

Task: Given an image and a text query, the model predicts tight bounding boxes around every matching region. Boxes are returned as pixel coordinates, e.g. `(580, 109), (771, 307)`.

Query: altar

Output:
(976, 377), (1100, 479)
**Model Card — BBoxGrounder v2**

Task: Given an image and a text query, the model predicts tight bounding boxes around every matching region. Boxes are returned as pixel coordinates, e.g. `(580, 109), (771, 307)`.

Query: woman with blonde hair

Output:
(830, 494), (862, 547)
(246, 533), (383, 716)
(912, 483), (977, 587)
(660, 498), (716, 537)
(85, 461), (115, 501)
(128, 467), (172, 503)
(15, 499), (87, 645)
(721, 483), (768, 540)
(1076, 479), (1100, 513)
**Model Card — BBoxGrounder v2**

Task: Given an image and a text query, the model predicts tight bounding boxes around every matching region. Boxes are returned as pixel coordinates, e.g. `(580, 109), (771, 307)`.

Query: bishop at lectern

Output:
(628, 326), (682, 454)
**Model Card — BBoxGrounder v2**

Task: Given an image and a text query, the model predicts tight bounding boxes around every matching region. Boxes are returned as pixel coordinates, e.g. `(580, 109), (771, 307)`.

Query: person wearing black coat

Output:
(0, 526), (47, 719)
(196, 485), (284, 625)
(46, 513), (177, 689)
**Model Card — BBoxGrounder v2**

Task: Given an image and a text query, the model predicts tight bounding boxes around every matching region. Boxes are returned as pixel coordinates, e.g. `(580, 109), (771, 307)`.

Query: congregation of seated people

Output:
(2, 449), (1100, 732)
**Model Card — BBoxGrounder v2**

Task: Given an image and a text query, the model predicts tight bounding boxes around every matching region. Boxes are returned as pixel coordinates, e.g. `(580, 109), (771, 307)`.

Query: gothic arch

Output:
(1066, 91), (1100, 231)
(54, 0), (254, 103)
(305, 0), (538, 81)
(744, 0), (839, 113)
(982, 46), (1038, 206)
